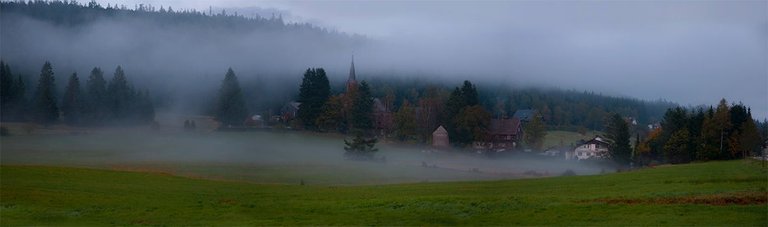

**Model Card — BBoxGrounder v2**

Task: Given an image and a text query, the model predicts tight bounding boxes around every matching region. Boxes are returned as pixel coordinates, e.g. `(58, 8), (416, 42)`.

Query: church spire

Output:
(348, 55), (356, 81)
(346, 55), (358, 92)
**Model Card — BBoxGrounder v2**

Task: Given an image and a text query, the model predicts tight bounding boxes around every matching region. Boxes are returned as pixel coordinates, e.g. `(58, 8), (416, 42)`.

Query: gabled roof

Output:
(489, 117), (521, 135)
(581, 135), (610, 146)
(512, 109), (537, 121)
(433, 125), (448, 135)
(373, 98), (388, 112)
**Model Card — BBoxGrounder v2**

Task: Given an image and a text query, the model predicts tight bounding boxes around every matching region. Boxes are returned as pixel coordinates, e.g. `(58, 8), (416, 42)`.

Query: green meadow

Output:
(1, 160), (765, 225)
(1, 130), (766, 225)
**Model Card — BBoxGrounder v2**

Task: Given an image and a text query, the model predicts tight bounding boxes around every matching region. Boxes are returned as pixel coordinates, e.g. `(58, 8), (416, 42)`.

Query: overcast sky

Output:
(95, 0), (767, 119)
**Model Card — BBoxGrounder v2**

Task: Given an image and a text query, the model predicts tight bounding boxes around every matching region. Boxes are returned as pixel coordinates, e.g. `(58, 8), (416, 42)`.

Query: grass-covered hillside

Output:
(1, 160), (765, 225)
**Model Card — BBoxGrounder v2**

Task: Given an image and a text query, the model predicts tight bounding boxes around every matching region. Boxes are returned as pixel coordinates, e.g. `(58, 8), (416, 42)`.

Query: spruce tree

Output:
(297, 68), (330, 130)
(460, 80), (478, 106)
(33, 61), (59, 125)
(85, 67), (107, 125)
(394, 100), (417, 141)
(61, 73), (82, 125)
(349, 81), (374, 133)
(523, 113), (547, 150)
(604, 113), (631, 166)
(108, 66), (130, 120)
(215, 68), (248, 127)
(664, 129), (691, 164)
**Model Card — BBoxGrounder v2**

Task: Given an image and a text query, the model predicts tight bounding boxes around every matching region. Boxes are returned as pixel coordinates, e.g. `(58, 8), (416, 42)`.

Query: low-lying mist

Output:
(0, 128), (610, 185)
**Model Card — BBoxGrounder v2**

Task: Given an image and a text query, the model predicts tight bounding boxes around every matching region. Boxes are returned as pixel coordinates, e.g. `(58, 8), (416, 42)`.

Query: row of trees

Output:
(1, 1), (360, 40)
(0, 61), (155, 126)
(635, 99), (763, 165)
(294, 76), (550, 150)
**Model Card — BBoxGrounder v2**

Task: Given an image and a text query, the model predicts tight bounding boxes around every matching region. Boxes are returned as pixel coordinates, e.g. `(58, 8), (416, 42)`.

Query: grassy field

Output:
(542, 130), (602, 149)
(1, 160), (766, 225)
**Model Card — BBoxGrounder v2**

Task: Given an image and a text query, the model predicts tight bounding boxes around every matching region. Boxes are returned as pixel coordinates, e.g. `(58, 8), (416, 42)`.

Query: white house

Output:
(570, 136), (610, 160)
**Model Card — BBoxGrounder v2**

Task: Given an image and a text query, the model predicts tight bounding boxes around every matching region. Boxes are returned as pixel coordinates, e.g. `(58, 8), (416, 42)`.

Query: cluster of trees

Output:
(361, 77), (674, 140)
(0, 61), (155, 126)
(445, 81), (490, 146)
(635, 99), (764, 165)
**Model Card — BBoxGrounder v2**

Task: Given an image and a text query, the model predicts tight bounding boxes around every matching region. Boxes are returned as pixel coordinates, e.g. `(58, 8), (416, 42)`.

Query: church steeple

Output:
(349, 55), (356, 81)
(346, 55), (358, 92)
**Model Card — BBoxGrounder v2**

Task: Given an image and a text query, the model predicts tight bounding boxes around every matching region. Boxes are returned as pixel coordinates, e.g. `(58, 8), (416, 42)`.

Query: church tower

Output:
(346, 55), (358, 92)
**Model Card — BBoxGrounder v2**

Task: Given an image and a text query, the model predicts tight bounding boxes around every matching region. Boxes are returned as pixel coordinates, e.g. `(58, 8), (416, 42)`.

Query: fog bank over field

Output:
(1, 0), (766, 118)
(0, 130), (608, 185)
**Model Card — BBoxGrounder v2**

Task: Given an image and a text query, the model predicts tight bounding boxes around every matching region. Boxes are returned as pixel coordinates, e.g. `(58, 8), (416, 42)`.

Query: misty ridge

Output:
(0, 0), (681, 125)
(1, 0), (365, 113)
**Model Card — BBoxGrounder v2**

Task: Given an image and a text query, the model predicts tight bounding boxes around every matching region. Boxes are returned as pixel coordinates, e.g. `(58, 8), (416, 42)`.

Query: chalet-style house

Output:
(432, 125), (450, 149)
(567, 136), (610, 160)
(280, 101), (301, 122)
(489, 117), (523, 149)
(473, 117), (524, 152)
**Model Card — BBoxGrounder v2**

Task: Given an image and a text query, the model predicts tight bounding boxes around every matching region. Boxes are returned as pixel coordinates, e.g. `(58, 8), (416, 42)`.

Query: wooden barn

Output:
(432, 125), (450, 149)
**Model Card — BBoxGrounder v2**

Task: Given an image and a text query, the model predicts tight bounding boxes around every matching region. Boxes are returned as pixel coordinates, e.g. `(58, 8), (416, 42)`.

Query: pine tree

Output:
(523, 113), (547, 150)
(61, 73), (82, 125)
(460, 80), (478, 106)
(215, 68), (248, 126)
(343, 132), (378, 160)
(737, 112), (762, 158)
(394, 100), (417, 141)
(444, 80), (480, 146)
(108, 66), (131, 120)
(664, 129), (691, 164)
(296, 68), (330, 130)
(604, 113), (631, 166)
(33, 61), (59, 125)
(453, 105), (491, 145)
(316, 95), (344, 132)
(700, 99), (731, 160)
(0, 61), (13, 112)
(349, 81), (374, 133)
(84, 67), (107, 125)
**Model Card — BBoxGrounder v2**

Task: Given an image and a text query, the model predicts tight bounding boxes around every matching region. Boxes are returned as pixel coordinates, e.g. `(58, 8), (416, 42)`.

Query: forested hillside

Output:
(2, 1), (675, 132)
(0, 0), (364, 114)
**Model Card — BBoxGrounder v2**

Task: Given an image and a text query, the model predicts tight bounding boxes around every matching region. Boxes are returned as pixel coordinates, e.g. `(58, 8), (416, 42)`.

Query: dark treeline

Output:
(0, 60), (155, 126)
(362, 77), (675, 132)
(0, 0), (359, 37)
(636, 99), (765, 165)
(1, 0), (364, 116)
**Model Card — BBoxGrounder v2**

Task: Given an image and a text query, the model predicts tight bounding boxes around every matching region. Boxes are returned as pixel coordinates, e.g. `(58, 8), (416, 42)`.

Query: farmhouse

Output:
(569, 135), (610, 160)
(432, 125), (450, 149)
(280, 101), (300, 122)
(473, 117), (524, 152)
(488, 117), (523, 150)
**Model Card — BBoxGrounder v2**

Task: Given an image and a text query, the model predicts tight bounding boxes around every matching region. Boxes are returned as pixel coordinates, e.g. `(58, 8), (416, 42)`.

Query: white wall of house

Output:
(574, 143), (609, 160)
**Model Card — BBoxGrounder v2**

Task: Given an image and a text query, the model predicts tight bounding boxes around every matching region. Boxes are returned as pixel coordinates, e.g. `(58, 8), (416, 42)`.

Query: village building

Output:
(280, 101), (300, 122)
(488, 117), (523, 150)
(568, 135), (610, 160)
(432, 125), (450, 149)
(344, 56), (394, 136)
(472, 117), (524, 152)
(243, 114), (265, 128)
(512, 109), (537, 123)
(373, 98), (394, 135)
